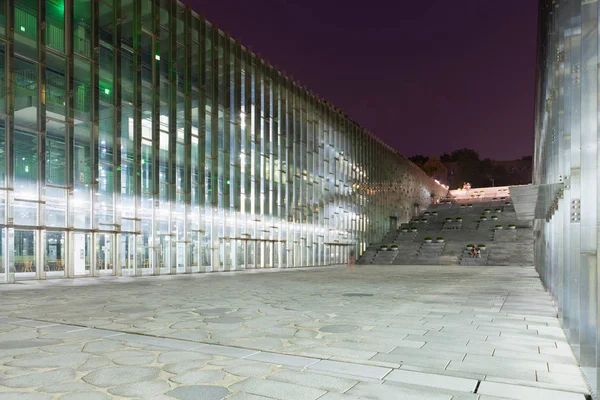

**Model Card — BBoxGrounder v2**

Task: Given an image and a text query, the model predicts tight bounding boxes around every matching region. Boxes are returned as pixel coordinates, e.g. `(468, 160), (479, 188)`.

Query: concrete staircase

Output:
(460, 248), (489, 266)
(416, 242), (446, 264)
(358, 186), (533, 266)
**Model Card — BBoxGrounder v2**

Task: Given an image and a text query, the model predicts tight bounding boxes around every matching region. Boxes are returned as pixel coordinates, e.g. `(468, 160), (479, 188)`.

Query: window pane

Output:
(14, 1), (37, 60)
(73, 56), (91, 121)
(46, 52), (66, 120)
(0, 117), (5, 187)
(0, 42), (5, 114)
(46, 120), (66, 186)
(14, 58), (38, 130)
(46, 0), (65, 53)
(14, 129), (38, 200)
(74, 0), (91, 56)
(121, 104), (135, 162)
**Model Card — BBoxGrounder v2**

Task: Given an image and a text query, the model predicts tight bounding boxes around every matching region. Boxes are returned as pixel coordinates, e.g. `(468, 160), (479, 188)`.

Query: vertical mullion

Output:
(133, 0), (142, 276)
(223, 34), (230, 221)
(151, 0), (160, 274)
(113, 0), (122, 275)
(38, 0), (46, 280)
(167, 0), (176, 273)
(65, 0), (74, 277)
(183, 6), (192, 273)
(232, 42), (241, 212)
(5, 0), (14, 282)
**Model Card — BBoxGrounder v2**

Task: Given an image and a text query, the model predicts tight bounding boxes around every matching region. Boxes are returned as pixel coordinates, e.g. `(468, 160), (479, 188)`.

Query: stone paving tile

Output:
(346, 381), (452, 400)
(0, 264), (591, 399)
(246, 351), (317, 368)
(477, 381), (587, 400)
(230, 378), (326, 400)
(267, 368), (358, 392)
(484, 375), (590, 396)
(384, 369), (477, 392)
(308, 359), (391, 380)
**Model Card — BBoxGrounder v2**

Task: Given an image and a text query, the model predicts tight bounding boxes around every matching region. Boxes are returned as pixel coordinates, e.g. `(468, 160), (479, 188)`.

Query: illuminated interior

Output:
(0, 0), (443, 281)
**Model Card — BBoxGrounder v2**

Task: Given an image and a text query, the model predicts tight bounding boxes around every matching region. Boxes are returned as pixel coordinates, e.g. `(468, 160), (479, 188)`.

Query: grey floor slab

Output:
(0, 264), (590, 399)
(477, 381), (587, 400)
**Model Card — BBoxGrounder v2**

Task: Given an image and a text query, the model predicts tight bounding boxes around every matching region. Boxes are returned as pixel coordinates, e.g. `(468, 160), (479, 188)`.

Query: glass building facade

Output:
(535, 0), (600, 394)
(0, 0), (443, 282)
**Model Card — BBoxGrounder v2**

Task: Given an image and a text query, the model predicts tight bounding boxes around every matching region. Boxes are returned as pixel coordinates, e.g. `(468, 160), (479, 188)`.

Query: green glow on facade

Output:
(1, 0), (445, 282)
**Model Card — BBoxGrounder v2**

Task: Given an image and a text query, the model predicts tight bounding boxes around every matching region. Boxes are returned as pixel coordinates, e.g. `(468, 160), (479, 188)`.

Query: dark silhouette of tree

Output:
(408, 154), (428, 166)
(449, 148), (480, 163)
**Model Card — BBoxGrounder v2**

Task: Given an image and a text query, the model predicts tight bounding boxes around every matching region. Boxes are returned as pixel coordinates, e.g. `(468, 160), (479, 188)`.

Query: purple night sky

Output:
(188, 0), (538, 161)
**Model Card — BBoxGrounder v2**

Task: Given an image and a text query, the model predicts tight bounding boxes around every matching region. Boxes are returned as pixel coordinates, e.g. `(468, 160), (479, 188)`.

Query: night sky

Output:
(188, 0), (538, 161)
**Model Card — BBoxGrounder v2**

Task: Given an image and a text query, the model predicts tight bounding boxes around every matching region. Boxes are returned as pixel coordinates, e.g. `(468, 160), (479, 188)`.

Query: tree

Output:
(408, 154), (428, 166)
(449, 148), (480, 163)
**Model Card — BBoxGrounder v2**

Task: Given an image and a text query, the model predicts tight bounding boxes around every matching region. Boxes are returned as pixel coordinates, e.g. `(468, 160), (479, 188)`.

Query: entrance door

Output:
(158, 234), (170, 274)
(176, 240), (187, 273)
(96, 233), (114, 275)
(15, 230), (36, 279)
(73, 232), (91, 276)
(120, 234), (136, 275)
(45, 231), (65, 278)
(264, 241), (272, 268)
(389, 216), (398, 232)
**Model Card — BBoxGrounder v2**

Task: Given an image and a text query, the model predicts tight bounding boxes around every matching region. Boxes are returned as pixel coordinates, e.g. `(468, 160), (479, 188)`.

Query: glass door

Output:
(45, 231), (65, 278)
(120, 233), (136, 275)
(15, 230), (36, 279)
(176, 240), (186, 273)
(158, 234), (170, 274)
(73, 232), (91, 276)
(96, 233), (114, 275)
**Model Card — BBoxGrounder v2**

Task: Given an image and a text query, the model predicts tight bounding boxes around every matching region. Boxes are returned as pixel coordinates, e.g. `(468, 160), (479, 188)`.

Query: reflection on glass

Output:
(15, 230), (35, 274)
(1, 1), (444, 281)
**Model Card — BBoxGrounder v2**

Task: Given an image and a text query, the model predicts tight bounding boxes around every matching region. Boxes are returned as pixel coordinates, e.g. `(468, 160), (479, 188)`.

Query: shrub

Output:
(466, 244), (474, 247)
(436, 237), (444, 240)
(477, 244), (486, 247)
(508, 224), (516, 227)
(484, 208), (491, 211)
(424, 237), (433, 241)
(390, 245), (399, 250)
(495, 224), (502, 227)
(480, 216), (487, 219)
(446, 217), (452, 221)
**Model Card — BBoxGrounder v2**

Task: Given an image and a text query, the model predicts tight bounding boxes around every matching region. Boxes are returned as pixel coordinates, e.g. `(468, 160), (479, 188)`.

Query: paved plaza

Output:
(0, 265), (591, 399)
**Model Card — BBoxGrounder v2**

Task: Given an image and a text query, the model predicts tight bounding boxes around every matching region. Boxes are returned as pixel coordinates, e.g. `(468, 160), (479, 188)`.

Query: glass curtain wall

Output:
(534, 0), (600, 393)
(0, 0), (444, 282)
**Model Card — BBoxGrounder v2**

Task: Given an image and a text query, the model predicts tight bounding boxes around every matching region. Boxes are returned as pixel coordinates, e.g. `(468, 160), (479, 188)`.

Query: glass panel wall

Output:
(2, 0), (445, 283)
(534, 0), (600, 392)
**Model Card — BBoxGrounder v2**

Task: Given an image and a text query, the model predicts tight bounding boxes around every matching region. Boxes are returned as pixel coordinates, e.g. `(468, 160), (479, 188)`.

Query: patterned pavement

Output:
(0, 265), (590, 399)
